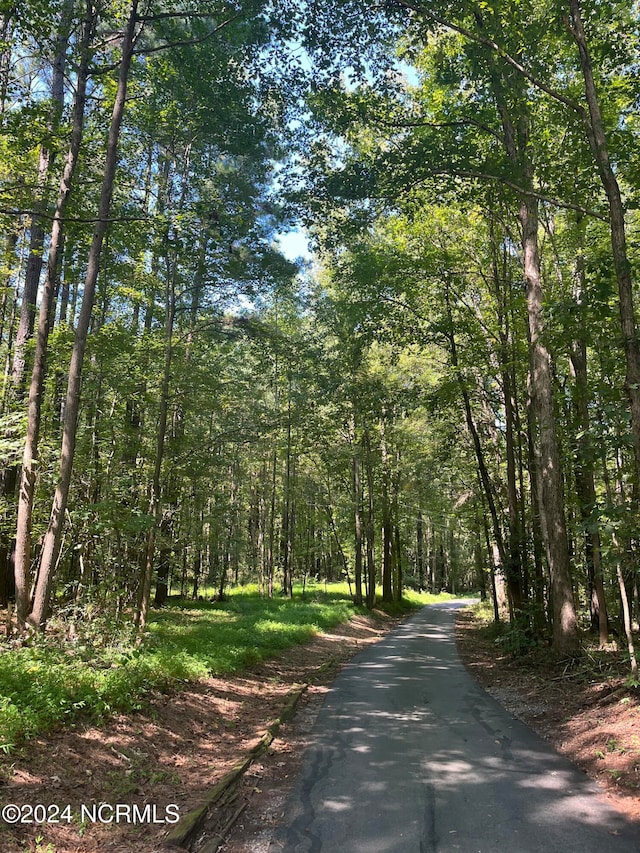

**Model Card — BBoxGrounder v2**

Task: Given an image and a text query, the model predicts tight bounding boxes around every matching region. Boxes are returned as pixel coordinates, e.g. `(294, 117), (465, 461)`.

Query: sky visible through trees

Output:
(0, 0), (638, 664)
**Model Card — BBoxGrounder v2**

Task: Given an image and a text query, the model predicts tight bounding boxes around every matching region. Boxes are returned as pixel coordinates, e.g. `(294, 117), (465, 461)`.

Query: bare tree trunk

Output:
(569, 0), (640, 502)
(138, 260), (175, 628)
(13, 6), (95, 630)
(27, 2), (138, 630)
(521, 193), (578, 653)
(416, 509), (425, 591)
(525, 365), (547, 631)
(568, 250), (608, 644)
(480, 22), (578, 651)
(11, 0), (73, 393)
(380, 415), (393, 603)
(0, 10), (15, 114)
(473, 503), (487, 601)
(364, 430), (376, 609)
(392, 457), (402, 602)
(0, 230), (19, 347)
(281, 381), (293, 597)
(488, 51), (577, 648)
(490, 225), (525, 612)
(445, 287), (509, 600)
(616, 563), (637, 674)
(351, 418), (363, 605)
(267, 447), (277, 600)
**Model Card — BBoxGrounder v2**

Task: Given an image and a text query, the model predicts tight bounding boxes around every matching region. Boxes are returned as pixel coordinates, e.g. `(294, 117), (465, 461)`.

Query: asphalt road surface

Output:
(270, 601), (639, 852)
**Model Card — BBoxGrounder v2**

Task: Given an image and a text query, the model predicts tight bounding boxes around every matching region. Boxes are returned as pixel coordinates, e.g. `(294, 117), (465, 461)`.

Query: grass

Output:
(0, 583), (459, 752)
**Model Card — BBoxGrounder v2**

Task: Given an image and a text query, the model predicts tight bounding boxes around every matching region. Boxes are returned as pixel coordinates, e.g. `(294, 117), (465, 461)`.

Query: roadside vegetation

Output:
(0, 584), (453, 753)
(2, 4), (639, 809)
(465, 599), (639, 686)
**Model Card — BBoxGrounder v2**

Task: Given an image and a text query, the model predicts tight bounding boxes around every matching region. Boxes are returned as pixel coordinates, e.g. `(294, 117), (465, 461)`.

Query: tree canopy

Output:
(0, 0), (638, 665)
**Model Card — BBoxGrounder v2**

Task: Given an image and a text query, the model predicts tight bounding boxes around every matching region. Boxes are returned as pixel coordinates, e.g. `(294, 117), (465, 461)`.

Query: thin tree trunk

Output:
(416, 509), (425, 591)
(27, 2), (138, 630)
(11, 0), (73, 393)
(568, 262), (608, 645)
(140, 223), (180, 622)
(351, 418), (363, 605)
(392, 458), (402, 602)
(364, 430), (376, 609)
(473, 503), (487, 601)
(568, 0), (640, 502)
(326, 501), (353, 596)
(490, 222), (525, 612)
(0, 230), (19, 347)
(281, 380), (293, 597)
(267, 447), (277, 600)
(381, 415), (393, 603)
(0, 10), (15, 114)
(445, 287), (509, 596)
(13, 6), (95, 630)
(616, 563), (637, 674)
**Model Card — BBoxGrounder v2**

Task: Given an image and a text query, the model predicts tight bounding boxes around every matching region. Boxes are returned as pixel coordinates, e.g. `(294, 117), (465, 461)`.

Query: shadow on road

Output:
(271, 602), (639, 852)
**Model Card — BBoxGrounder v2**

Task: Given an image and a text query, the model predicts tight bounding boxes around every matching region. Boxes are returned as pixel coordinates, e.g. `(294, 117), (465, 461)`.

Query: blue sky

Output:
(276, 228), (312, 261)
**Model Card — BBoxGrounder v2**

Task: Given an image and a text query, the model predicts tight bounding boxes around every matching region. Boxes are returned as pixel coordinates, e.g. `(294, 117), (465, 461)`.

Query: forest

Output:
(0, 0), (639, 671)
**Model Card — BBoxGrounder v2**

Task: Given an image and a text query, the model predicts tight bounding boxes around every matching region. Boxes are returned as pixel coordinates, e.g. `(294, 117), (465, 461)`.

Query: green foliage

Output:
(493, 624), (542, 657)
(0, 584), (354, 751)
(146, 584), (356, 674)
(0, 585), (461, 750)
(1, 0), (638, 689)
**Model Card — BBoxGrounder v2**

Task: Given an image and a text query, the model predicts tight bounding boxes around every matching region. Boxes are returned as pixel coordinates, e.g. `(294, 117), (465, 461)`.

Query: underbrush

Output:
(0, 584), (456, 751)
(463, 599), (639, 685)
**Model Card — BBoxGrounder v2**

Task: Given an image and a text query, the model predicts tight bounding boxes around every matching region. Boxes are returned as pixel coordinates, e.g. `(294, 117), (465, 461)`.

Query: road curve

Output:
(270, 601), (639, 852)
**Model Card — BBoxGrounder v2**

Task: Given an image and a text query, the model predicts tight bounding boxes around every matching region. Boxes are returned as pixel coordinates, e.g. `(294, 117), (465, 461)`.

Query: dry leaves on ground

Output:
(2, 605), (638, 853)
(0, 612), (401, 853)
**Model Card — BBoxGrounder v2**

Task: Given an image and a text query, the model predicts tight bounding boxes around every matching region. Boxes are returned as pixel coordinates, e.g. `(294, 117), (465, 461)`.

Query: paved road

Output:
(270, 601), (639, 852)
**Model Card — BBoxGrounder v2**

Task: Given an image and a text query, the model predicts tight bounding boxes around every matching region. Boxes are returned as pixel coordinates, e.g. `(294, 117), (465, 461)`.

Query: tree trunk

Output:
(568, 256), (608, 644)
(352, 422), (364, 605)
(11, 0), (72, 393)
(473, 505), (487, 601)
(281, 383), (293, 597)
(0, 11), (15, 114)
(445, 288), (509, 599)
(616, 563), (637, 675)
(140, 249), (176, 625)
(27, 1), (138, 630)
(364, 430), (376, 609)
(521, 193), (578, 653)
(569, 0), (640, 501)
(13, 7), (95, 630)
(381, 415), (393, 603)
(267, 447), (277, 600)
(492, 233), (525, 612)
(416, 509), (425, 591)
(480, 23), (578, 651)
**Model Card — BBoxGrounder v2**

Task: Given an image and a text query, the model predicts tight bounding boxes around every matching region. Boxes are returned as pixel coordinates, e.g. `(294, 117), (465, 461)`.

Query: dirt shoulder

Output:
(0, 611), (403, 853)
(221, 605), (640, 852)
(455, 608), (640, 825)
(2, 605), (638, 853)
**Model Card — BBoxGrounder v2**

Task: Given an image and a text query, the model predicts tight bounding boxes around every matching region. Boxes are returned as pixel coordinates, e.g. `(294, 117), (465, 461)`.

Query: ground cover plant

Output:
(0, 584), (450, 753)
